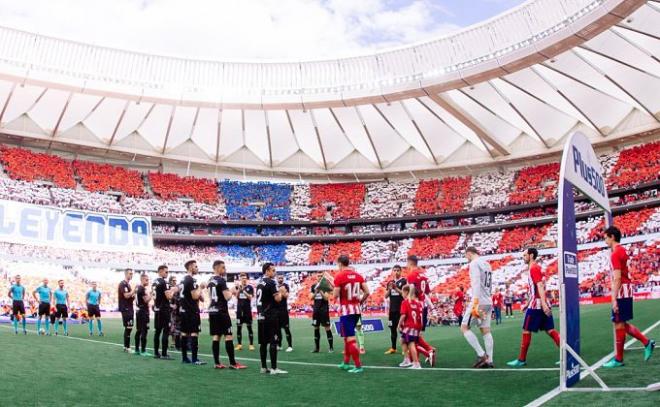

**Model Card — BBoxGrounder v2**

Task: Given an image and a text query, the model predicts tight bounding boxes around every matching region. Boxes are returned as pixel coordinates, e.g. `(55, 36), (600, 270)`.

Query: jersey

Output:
(54, 289), (67, 305)
(236, 284), (254, 308)
(136, 285), (150, 312)
(277, 282), (289, 312)
(257, 277), (279, 318)
(255, 281), (266, 317)
(388, 277), (407, 313)
(492, 292), (503, 308)
(334, 268), (365, 316)
(454, 290), (465, 314)
(527, 263), (544, 310)
(311, 282), (329, 313)
(611, 244), (633, 299)
(87, 290), (101, 305)
(468, 257), (492, 306)
(151, 277), (171, 312)
(35, 286), (51, 303)
(10, 284), (25, 301)
(406, 268), (430, 302)
(207, 275), (229, 315)
(400, 298), (424, 335)
(117, 280), (133, 311)
(180, 275), (200, 314)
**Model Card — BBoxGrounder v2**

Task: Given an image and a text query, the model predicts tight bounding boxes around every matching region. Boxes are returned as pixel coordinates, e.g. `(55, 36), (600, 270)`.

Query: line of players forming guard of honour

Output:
(7, 227), (654, 373)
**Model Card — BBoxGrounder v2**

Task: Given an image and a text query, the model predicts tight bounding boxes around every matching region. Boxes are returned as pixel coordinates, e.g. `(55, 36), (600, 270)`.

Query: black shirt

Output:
(152, 277), (171, 312)
(180, 275), (200, 314)
(310, 282), (329, 313)
(136, 285), (148, 312)
(118, 280), (133, 312)
(237, 284), (254, 308)
(258, 278), (278, 319)
(256, 281), (265, 318)
(207, 275), (229, 315)
(388, 277), (407, 313)
(276, 282), (289, 312)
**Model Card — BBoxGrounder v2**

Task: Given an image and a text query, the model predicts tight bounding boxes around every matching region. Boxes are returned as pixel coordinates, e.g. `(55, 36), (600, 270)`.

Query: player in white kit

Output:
(460, 246), (495, 368)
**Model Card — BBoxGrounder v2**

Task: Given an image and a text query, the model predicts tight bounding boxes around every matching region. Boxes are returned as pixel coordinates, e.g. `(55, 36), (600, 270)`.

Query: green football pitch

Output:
(1, 300), (658, 406)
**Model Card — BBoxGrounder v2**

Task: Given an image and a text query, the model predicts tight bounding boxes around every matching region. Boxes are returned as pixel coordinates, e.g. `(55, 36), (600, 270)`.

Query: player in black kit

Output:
(257, 263), (286, 374)
(208, 260), (247, 370)
(276, 274), (293, 352)
(118, 269), (137, 352)
(310, 272), (334, 353)
(385, 265), (407, 354)
(179, 260), (206, 365)
(234, 272), (255, 351)
(152, 265), (177, 359)
(134, 273), (152, 356)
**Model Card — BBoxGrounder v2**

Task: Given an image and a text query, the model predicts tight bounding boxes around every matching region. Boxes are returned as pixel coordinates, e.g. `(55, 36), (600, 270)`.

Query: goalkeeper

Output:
(460, 246), (495, 369)
(310, 272), (334, 353)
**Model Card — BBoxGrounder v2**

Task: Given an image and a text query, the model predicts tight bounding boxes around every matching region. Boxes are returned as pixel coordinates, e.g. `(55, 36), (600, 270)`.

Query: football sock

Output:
(326, 329), (334, 349)
(547, 329), (560, 347)
(247, 324), (254, 345)
(45, 319), (50, 334)
(417, 345), (430, 358)
(181, 336), (188, 361)
(63, 320), (68, 334)
(260, 344), (268, 369)
(54, 320), (59, 334)
(191, 336), (199, 361)
(212, 340), (220, 364)
(21, 317), (26, 331)
(97, 319), (103, 333)
(463, 330), (485, 357)
(484, 333), (494, 363)
(161, 332), (169, 356)
(141, 331), (147, 352)
(123, 328), (131, 349)
(13, 318), (18, 332)
(37, 319), (41, 333)
(154, 329), (161, 355)
(284, 326), (292, 347)
(314, 328), (320, 350)
(226, 340), (236, 365)
(390, 325), (398, 349)
(418, 336), (432, 351)
(625, 323), (649, 346)
(237, 324), (243, 345)
(519, 332), (532, 361)
(343, 339), (350, 364)
(135, 329), (141, 352)
(615, 327), (626, 362)
(347, 338), (361, 368)
(269, 343), (278, 369)
(89, 320), (94, 334)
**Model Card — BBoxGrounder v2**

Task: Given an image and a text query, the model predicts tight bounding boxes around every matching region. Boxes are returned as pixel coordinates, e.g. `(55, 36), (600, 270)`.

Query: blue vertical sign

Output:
(558, 132), (611, 389)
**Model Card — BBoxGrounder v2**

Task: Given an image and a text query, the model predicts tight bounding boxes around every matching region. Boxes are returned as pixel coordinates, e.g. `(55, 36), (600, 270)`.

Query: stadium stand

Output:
(148, 172), (219, 204)
(0, 146), (75, 188)
(309, 183), (366, 220)
(607, 141), (660, 189)
(507, 163), (560, 206)
(220, 181), (291, 220)
(72, 160), (145, 197)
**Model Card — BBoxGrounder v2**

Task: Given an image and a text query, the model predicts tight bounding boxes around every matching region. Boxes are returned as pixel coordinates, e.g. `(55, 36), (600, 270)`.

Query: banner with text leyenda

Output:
(0, 199), (153, 253)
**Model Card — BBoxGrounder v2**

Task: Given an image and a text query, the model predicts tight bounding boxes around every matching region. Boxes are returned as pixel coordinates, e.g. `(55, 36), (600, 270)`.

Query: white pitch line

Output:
(524, 318), (660, 407)
(0, 325), (558, 372)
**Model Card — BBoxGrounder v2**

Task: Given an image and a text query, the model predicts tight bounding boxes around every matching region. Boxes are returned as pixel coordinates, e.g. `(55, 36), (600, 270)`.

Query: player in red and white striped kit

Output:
(398, 285), (425, 369)
(333, 255), (370, 374)
(603, 226), (655, 368)
(507, 248), (560, 367)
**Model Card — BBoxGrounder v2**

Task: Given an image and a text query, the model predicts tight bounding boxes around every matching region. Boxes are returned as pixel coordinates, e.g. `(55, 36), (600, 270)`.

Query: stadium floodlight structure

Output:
(0, 0), (656, 179)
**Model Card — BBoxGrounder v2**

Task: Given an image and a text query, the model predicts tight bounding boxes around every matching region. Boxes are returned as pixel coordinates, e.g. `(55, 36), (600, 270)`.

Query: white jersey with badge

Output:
(468, 257), (493, 306)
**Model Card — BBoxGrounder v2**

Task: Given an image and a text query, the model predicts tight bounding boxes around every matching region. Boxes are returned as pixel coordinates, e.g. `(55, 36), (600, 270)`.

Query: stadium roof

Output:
(0, 0), (657, 178)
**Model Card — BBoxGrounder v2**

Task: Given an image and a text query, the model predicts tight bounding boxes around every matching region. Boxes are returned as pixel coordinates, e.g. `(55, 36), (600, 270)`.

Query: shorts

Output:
(523, 309), (555, 332)
(339, 314), (361, 338)
(236, 304), (253, 324)
(180, 311), (201, 334)
(55, 304), (68, 319)
(121, 310), (134, 328)
(87, 304), (101, 319)
(38, 303), (51, 316)
(136, 310), (150, 331)
(209, 313), (233, 336)
(611, 297), (633, 323)
(154, 310), (171, 332)
(462, 305), (492, 329)
(401, 332), (419, 344)
(388, 311), (401, 328)
(12, 301), (25, 316)
(258, 316), (279, 345)
(312, 309), (330, 327)
(278, 309), (290, 328)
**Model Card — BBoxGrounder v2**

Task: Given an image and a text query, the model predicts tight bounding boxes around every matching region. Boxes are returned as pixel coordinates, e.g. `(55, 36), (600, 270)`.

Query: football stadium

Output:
(0, 0), (659, 405)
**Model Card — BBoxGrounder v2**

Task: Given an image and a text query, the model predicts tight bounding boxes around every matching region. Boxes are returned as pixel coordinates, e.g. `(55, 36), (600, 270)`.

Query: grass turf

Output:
(1, 300), (658, 406)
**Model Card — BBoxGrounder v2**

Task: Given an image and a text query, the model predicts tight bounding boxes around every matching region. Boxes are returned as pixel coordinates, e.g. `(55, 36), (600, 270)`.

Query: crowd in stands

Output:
(72, 160), (145, 197)
(308, 183), (366, 220)
(148, 172), (219, 204)
(220, 181), (291, 220)
(608, 141), (660, 189)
